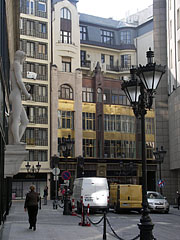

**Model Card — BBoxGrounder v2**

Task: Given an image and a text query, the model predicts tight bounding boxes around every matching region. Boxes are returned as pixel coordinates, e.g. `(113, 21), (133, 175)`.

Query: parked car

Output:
(147, 191), (169, 213)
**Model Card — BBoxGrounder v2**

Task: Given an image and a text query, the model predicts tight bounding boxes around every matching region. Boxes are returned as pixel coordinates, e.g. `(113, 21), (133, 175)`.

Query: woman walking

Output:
(24, 185), (40, 231)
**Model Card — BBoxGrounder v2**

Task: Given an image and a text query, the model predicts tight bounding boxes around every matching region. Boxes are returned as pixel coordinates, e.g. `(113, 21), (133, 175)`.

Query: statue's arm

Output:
(14, 62), (31, 99)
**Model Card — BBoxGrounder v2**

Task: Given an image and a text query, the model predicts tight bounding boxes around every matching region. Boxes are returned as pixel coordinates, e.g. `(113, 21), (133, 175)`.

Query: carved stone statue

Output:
(8, 50), (31, 145)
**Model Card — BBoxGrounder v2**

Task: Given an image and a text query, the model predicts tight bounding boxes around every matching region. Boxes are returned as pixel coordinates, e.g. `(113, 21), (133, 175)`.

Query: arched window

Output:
(60, 7), (71, 20)
(58, 84), (73, 100)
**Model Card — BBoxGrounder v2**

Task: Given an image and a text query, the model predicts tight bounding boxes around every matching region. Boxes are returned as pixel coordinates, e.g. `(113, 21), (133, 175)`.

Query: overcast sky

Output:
(77, 0), (153, 20)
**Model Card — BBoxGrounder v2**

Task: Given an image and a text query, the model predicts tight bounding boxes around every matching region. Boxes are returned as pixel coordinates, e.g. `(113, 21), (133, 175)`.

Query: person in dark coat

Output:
(177, 191), (180, 210)
(24, 185), (40, 231)
(43, 186), (48, 205)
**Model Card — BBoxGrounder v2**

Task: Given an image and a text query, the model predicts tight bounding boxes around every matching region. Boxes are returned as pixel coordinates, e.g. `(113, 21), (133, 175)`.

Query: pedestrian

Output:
(24, 185), (40, 231)
(177, 191), (180, 210)
(43, 186), (48, 205)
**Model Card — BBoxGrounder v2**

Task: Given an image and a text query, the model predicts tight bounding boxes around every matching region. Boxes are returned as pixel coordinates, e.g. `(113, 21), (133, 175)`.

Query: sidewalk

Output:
(1, 200), (111, 240)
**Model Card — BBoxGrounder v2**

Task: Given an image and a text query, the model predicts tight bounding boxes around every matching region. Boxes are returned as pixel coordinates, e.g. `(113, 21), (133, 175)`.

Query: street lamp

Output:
(121, 48), (166, 240)
(60, 135), (74, 215)
(153, 146), (167, 195)
(25, 161), (41, 174)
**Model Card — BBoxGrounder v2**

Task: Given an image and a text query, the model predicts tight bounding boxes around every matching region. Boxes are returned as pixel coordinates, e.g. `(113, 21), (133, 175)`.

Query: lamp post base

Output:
(138, 214), (154, 240)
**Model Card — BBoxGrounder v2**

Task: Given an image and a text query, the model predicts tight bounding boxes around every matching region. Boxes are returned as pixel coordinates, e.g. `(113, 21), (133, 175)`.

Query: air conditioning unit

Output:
(27, 71), (37, 80)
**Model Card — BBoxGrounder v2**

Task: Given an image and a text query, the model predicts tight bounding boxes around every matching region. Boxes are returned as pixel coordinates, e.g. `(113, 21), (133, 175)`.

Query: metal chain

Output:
(87, 215), (104, 225)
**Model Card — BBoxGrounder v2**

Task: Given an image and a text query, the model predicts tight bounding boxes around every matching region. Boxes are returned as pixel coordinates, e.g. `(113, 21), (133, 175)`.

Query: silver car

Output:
(147, 191), (169, 213)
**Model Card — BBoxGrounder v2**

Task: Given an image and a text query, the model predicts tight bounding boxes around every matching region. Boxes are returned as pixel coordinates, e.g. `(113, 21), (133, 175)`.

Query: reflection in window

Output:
(27, 0), (34, 15)
(121, 55), (131, 68)
(101, 30), (114, 45)
(60, 31), (71, 44)
(82, 112), (95, 130)
(38, 2), (46, 12)
(60, 7), (71, 20)
(83, 139), (96, 157)
(57, 110), (74, 129)
(82, 87), (94, 102)
(80, 26), (87, 40)
(58, 84), (73, 100)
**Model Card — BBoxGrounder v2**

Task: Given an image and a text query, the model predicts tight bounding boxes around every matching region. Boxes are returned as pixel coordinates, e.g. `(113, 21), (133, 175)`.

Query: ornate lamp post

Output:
(153, 146), (167, 195)
(121, 48), (166, 240)
(25, 161), (41, 174)
(60, 135), (74, 215)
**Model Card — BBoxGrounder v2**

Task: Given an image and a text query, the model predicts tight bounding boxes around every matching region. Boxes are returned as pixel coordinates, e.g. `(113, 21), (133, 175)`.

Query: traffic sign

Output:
(158, 179), (165, 188)
(61, 171), (71, 180)
(52, 168), (60, 176)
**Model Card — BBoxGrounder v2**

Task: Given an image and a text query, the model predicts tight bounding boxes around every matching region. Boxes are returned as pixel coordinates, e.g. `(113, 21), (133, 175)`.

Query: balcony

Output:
(106, 65), (131, 72)
(81, 60), (91, 69)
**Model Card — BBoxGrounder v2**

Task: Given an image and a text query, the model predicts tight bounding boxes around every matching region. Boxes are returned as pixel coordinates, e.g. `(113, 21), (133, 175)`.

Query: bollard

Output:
(79, 203), (86, 226)
(103, 211), (107, 240)
(39, 196), (41, 210)
(71, 199), (77, 216)
(86, 204), (91, 226)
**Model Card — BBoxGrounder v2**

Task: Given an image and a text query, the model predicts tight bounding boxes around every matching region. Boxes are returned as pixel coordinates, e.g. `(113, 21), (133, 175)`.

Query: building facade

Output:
(12, 0), (51, 198)
(0, 0), (19, 227)
(50, 0), (157, 195)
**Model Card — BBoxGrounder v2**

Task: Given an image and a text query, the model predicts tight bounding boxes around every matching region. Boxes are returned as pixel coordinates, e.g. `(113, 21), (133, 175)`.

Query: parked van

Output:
(72, 177), (109, 213)
(109, 184), (142, 212)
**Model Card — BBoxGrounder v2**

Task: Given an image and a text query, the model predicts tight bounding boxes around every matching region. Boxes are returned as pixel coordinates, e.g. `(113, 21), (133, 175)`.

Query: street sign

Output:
(158, 179), (165, 188)
(64, 180), (69, 186)
(61, 171), (71, 180)
(52, 168), (60, 176)
(53, 176), (59, 181)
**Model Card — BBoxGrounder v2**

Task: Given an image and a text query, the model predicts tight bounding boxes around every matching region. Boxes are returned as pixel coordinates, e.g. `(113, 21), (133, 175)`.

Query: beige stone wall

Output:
(52, 0), (80, 71)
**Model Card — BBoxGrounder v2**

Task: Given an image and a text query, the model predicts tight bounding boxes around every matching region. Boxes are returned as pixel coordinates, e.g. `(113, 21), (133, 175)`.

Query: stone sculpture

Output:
(8, 50), (32, 144)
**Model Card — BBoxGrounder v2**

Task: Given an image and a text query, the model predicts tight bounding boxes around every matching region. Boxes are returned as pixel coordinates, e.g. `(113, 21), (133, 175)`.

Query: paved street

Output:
(1, 200), (180, 240)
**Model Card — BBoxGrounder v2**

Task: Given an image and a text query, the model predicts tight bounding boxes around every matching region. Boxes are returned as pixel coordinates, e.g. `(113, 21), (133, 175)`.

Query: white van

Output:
(72, 177), (109, 213)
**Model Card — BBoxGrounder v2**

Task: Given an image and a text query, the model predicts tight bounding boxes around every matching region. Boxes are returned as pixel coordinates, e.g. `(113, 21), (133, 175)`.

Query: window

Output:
(39, 23), (47, 33)
(60, 30), (71, 43)
(26, 107), (34, 122)
(26, 128), (35, 145)
(61, 7), (71, 20)
(83, 113), (95, 130)
(101, 54), (105, 63)
(81, 50), (86, 66)
(62, 61), (71, 72)
(121, 55), (131, 68)
(101, 30), (114, 45)
(38, 86), (46, 97)
(177, 9), (180, 29)
(178, 41), (180, 61)
(27, 42), (35, 57)
(120, 31), (131, 44)
(146, 118), (155, 134)
(38, 43), (47, 54)
(83, 139), (96, 157)
(80, 26), (87, 40)
(58, 84), (73, 100)
(82, 87), (94, 102)
(20, 19), (23, 30)
(110, 55), (114, 67)
(27, 20), (34, 35)
(38, 107), (47, 118)
(26, 0), (34, 15)
(170, 20), (172, 39)
(38, 64), (46, 75)
(38, 2), (46, 12)
(57, 111), (74, 129)
(38, 150), (47, 161)
(146, 142), (154, 159)
(27, 62), (35, 72)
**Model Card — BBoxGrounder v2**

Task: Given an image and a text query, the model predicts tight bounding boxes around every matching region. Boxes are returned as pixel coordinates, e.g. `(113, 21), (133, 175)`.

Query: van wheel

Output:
(77, 201), (82, 214)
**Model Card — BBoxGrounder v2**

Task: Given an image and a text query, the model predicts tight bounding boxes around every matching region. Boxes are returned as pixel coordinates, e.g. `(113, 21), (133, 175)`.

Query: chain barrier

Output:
(87, 215), (104, 225)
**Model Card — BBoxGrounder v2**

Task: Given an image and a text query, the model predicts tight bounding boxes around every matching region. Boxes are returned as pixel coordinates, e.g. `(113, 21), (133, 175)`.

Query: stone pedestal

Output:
(4, 144), (29, 177)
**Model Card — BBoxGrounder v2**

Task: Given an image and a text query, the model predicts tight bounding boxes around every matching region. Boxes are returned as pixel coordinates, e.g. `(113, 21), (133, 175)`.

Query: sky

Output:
(77, 0), (153, 20)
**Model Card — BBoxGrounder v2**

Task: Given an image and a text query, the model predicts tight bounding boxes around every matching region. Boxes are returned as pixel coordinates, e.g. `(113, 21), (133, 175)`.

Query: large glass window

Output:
(82, 112), (95, 130)
(82, 87), (94, 102)
(60, 7), (71, 20)
(146, 142), (154, 159)
(27, 20), (34, 35)
(104, 114), (135, 133)
(57, 110), (74, 129)
(58, 84), (73, 100)
(146, 118), (155, 134)
(101, 30), (114, 45)
(60, 30), (71, 44)
(80, 26), (87, 40)
(104, 140), (136, 158)
(62, 61), (71, 72)
(39, 22), (47, 33)
(27, 42), (35, 57)
(26, 0), (34, 14)
(83, 139), (96, 157)
(38, 2), (46, 12)
(26, 128), (35, 145)
(120, 31), (131, 44)
(121, 55), (131, 68)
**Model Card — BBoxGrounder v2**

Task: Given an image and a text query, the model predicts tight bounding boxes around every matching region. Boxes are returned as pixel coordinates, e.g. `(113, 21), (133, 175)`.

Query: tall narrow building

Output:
(12, 0), (51, 197)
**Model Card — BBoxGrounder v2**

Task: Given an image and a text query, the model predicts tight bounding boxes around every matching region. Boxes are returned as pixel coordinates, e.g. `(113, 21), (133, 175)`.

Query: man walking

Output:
(24, 185), (40, 231)
(43, 186), (48, 205)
